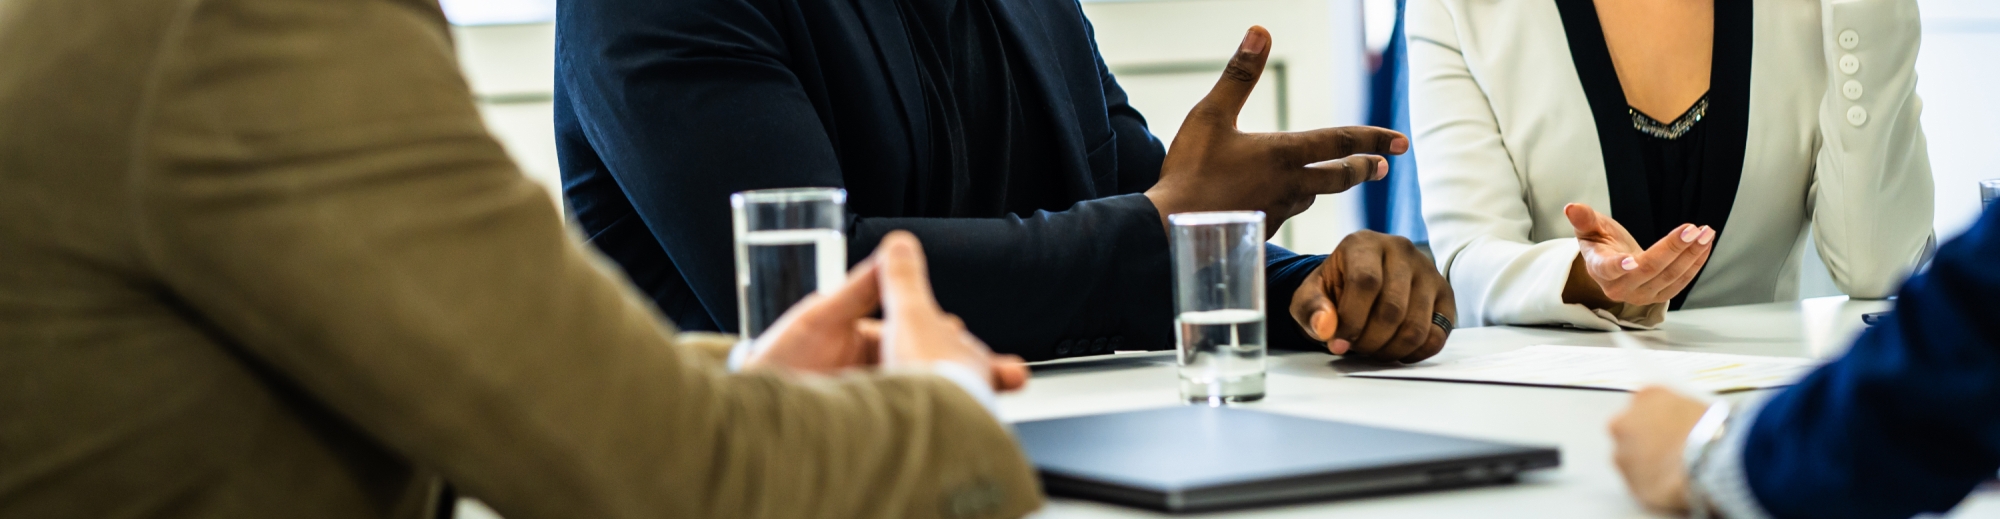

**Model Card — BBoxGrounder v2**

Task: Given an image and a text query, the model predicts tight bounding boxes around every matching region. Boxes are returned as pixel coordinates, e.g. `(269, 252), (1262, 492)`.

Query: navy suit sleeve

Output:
(1740, 207), (2000, 519)
(1078, 12), (1165, 196)
(557, 0), (844, 327)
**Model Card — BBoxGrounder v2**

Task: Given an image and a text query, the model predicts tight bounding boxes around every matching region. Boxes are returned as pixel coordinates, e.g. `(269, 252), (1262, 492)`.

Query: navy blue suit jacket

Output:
(554, 0), (1326, 360)
(1742, 206), (2000, 518)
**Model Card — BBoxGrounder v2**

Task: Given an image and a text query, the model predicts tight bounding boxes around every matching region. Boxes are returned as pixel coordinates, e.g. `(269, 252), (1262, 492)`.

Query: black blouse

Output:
(1553, 0), (1754, 310)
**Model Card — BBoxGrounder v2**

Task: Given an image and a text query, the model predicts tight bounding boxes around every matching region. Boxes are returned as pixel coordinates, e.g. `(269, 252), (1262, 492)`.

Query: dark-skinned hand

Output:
(1288, 231), (1454, 363)
(1146, 26), (1409, 236)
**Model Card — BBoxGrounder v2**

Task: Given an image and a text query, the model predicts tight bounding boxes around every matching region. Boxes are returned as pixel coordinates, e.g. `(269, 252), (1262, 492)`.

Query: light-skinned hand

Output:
(1562, 203), (1714, 308)
(875, 231), (1030, 391)
(1147, 26), (1409, 236)
(746, 232), (1028, 391)
(1609, 386), (1709, 513)
(744, 259), (883, 373)
(1288, 231), (1454, 363)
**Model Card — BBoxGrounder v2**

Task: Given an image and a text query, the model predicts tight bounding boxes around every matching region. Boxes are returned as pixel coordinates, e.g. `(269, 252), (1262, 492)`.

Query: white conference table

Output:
(1008, 296), (2000, 518)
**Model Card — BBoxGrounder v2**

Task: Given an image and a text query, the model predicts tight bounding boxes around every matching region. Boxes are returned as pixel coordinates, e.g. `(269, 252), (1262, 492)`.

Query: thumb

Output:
(798, 259), (880, 327)
(1563, 203), (1598, 233)
(876, 231), (940, 319)
(1564, 203), (1613, 240)
(1192, 26), (1271, 125)
(1289, 268), (1342, 349)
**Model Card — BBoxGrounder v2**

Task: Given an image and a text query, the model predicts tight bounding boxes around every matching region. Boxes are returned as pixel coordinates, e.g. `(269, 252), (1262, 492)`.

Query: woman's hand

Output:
(1562, 203), (1714, 308)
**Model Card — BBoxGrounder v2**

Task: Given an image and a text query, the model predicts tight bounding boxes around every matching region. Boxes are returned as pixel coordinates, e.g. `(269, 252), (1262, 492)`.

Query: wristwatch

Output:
(1682, 400), (1734, 519)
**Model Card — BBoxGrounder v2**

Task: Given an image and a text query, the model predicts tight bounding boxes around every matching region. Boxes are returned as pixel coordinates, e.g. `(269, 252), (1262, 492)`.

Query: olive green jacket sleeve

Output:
(128, 0), (1040, 517)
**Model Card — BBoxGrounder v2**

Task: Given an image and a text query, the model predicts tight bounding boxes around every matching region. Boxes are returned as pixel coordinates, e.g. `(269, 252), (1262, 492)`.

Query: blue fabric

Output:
(1362, 0), (1427, 243)
(553, 0), (1329, 360)
(1741, 206), (2000, 518)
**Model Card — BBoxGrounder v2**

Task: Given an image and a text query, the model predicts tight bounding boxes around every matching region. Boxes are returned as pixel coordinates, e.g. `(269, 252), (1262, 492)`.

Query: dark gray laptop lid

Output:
(1017, 406), (1548, 491)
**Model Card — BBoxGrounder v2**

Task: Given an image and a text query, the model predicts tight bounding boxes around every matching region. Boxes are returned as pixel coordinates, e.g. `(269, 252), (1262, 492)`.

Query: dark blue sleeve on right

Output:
(1742, 206), (2000, 519)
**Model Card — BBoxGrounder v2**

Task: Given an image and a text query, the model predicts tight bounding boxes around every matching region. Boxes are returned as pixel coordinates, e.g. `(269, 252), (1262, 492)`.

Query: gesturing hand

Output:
(1146, 26), (1408, 235)
(1562, 203), (1714, 308)
(1288, 231), (1454, 363)
(1609, 386), (1709, 513)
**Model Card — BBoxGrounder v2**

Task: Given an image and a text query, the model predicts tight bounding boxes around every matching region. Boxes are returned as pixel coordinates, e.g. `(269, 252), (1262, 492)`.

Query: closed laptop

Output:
(1016, 406), (1560, 512)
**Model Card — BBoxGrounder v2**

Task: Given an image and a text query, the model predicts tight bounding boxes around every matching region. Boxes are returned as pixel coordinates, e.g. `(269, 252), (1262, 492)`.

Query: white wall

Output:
(453, 23), (560, 199)
(1915, 1), (2000, 239)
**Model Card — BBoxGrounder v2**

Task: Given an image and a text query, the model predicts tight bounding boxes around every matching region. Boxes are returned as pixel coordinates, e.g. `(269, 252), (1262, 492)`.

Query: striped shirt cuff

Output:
(1694, 396), (1777, 519)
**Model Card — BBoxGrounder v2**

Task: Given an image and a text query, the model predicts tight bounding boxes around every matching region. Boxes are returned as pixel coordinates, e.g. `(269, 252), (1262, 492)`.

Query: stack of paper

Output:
(1348, 345), (1820, 393)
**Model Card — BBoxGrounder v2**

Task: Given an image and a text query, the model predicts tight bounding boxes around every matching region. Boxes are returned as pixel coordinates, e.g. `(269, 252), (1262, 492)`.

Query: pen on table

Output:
(1610, 330), (1718, 403)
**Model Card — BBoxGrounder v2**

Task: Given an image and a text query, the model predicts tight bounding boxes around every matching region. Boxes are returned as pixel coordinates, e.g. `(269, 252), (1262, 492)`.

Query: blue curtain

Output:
(1361, 0), (1429, 244)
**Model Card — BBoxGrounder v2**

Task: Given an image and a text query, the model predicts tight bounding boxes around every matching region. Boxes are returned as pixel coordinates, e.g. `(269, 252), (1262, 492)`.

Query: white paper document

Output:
(1347, 345), (1821, 393)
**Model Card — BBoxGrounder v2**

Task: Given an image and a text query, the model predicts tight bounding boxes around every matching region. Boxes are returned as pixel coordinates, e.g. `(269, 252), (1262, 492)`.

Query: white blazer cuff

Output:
(1475, 239), (1663, 330)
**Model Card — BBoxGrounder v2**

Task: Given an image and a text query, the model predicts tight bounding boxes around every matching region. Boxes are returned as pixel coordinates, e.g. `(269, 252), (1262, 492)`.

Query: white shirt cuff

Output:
(726, 339), (755, 372)
(1693, 396), (1778, 519)
(730, 341), (998, 419)
(928, 360), (1000, 418)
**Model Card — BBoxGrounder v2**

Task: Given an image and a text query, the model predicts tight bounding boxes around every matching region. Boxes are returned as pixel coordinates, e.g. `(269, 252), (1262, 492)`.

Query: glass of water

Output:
(731, 188), (847, 345)
(1982, 179), (2000, 210)
(1169, 211), (1266, 404)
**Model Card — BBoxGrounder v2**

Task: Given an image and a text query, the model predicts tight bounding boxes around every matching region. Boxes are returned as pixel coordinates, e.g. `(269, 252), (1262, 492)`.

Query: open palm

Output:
(1563, 203), (1714, 307)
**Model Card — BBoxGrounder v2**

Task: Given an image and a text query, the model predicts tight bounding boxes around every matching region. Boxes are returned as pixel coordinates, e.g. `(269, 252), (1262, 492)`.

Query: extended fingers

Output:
(1285, 126), (1408, 162)
(1643, 237), (1715, 303)
(1635, 224), (1706, 267)
(1613, 225), (1710, 303)
(1634, 235), (1709, 294)
(1300, 154), (1386, 195)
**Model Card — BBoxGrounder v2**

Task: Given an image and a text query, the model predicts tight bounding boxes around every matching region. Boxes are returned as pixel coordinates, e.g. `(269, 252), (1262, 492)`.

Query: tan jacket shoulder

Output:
(0, 0), (1040, 517)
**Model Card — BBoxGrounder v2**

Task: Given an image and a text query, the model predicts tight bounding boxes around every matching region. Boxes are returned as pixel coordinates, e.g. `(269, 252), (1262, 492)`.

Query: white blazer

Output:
(1407, 0), (1934, 330)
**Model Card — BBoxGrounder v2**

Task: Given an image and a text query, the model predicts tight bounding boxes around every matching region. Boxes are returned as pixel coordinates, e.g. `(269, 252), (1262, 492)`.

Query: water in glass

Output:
(1176, 308), (1266, 402)
(737, 228), (845, 338)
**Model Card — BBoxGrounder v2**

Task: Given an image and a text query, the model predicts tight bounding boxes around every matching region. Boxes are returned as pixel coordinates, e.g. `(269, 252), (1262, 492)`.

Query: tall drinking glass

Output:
(1169, 211), (1266, 404)
(731, 188), (847, 346)
(1982, 179), (2000, 210)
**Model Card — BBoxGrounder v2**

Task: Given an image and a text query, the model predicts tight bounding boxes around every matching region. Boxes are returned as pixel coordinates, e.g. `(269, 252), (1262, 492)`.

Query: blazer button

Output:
(1091, 338), (1110, 354)
(1055, 339), (1074, 356)
(1838, 29), (1859, 50)
(1110, 336), (1124, 350)
(1847, 105), (1869, 127)
(1842, 80), (1864, 101)
(1839, 54), (1860, 75)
